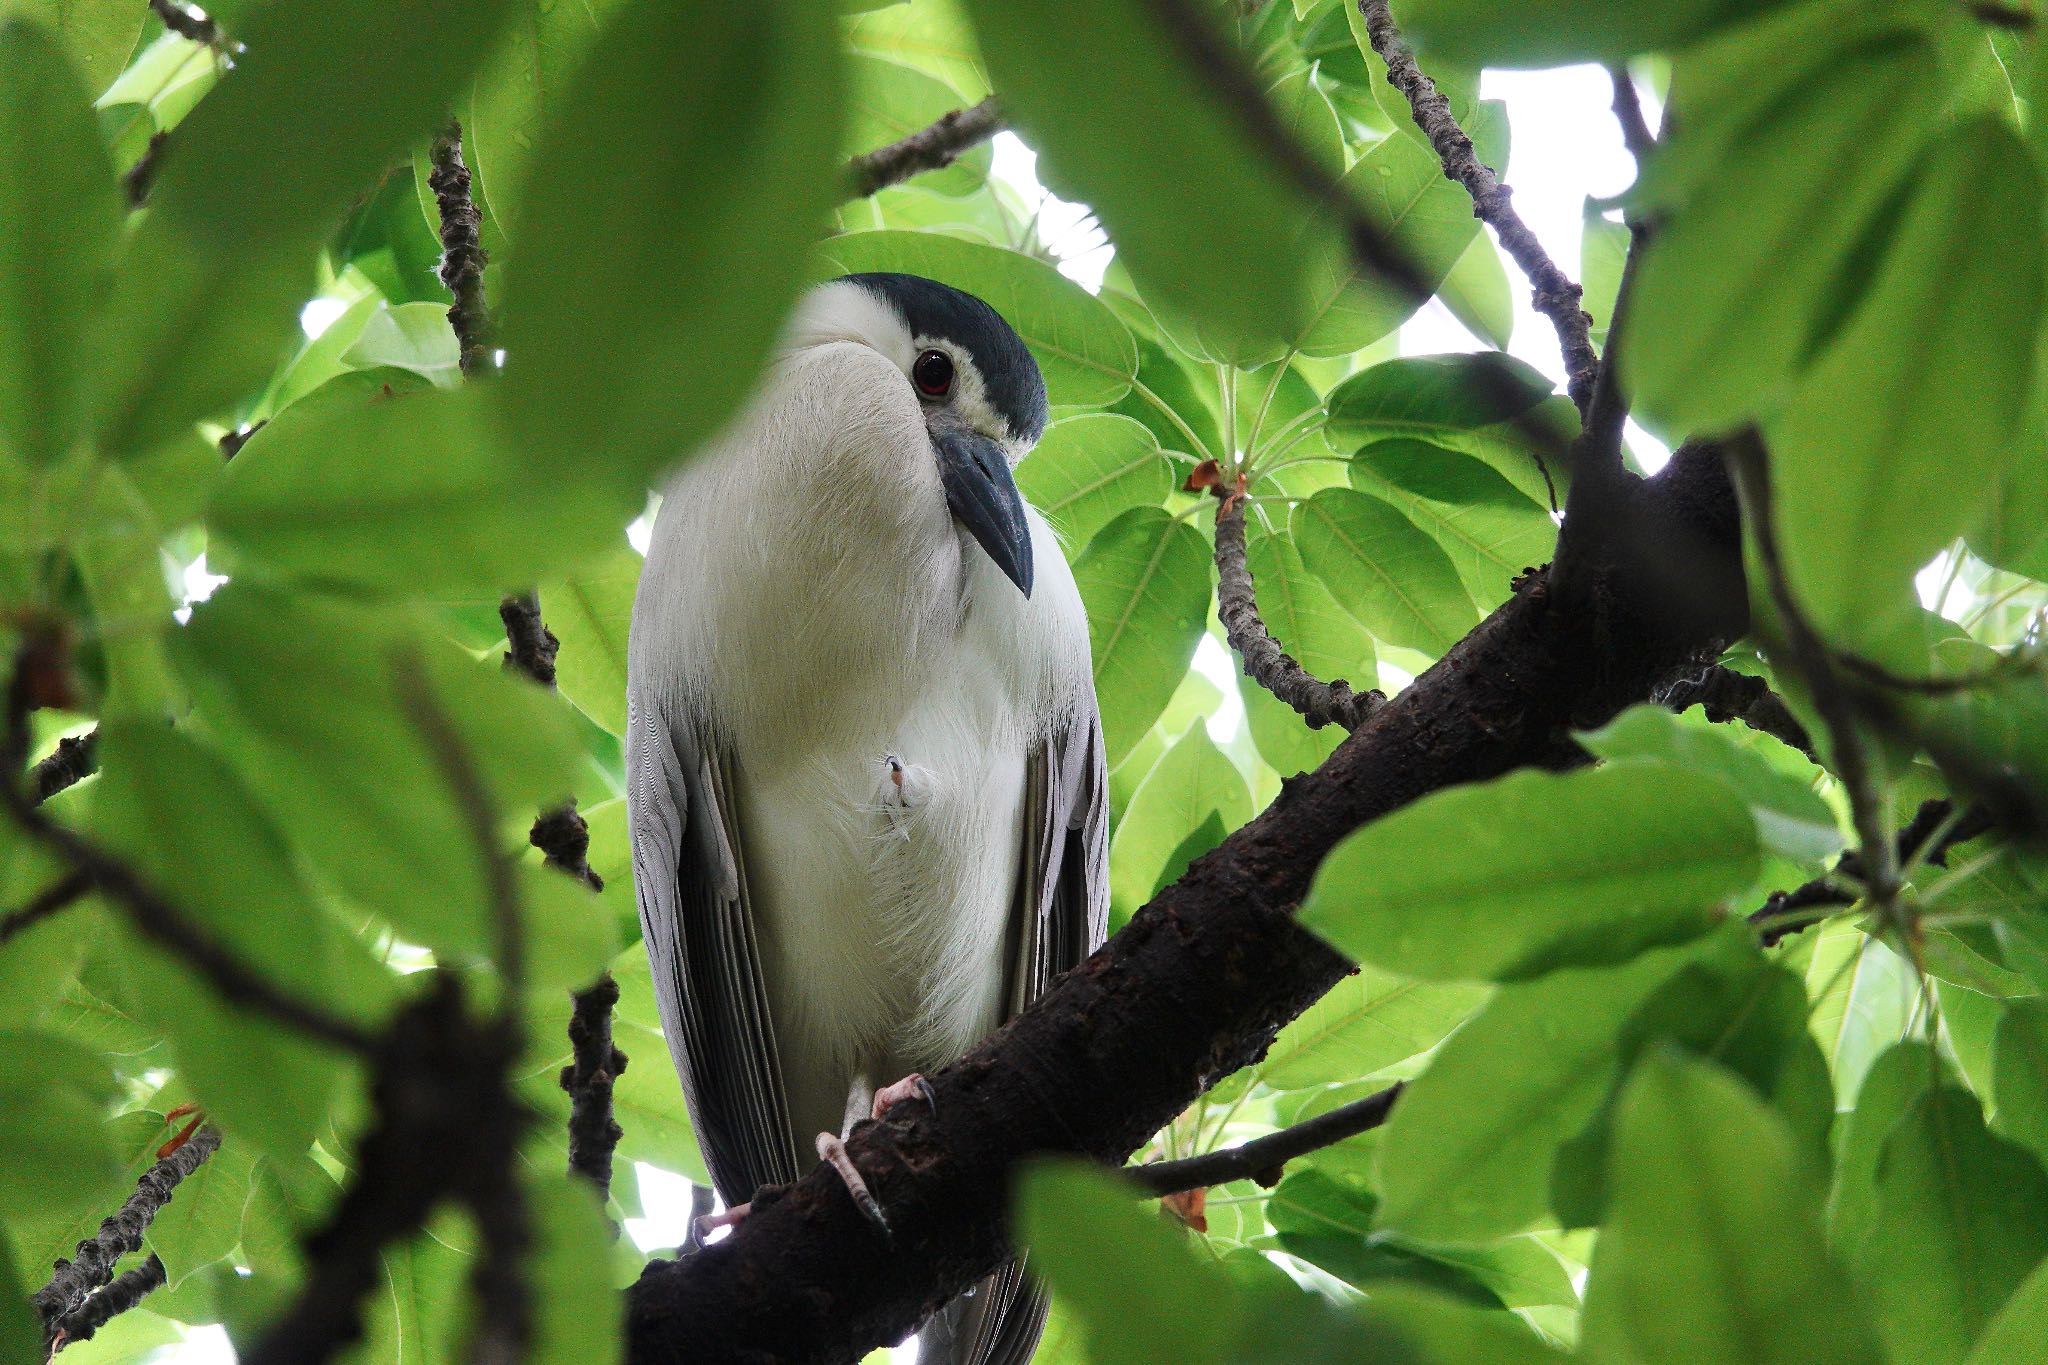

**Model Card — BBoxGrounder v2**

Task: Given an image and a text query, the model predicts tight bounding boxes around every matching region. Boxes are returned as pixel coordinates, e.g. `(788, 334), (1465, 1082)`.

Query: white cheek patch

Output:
(913, 341), (1032, 464)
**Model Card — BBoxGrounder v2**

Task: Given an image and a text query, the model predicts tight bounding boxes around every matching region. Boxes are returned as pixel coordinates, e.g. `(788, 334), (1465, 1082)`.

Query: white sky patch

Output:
(299, 295), (352, 340)
(990, 132), (1113, 291)
(172, 552), (229, 624)
(1194, 633), (1248, 745)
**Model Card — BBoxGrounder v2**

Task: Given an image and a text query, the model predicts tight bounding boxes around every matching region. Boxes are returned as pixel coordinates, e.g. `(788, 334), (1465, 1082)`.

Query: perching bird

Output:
(626, 272), (1108, 1365)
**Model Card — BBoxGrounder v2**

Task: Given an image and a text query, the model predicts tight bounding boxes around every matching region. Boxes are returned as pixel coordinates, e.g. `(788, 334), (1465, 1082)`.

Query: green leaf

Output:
(843, 0), (989, 101)
(1579, 704), (1840, 863)
(175, 583), (582, 965)
(1109, 725), (1248, 922)
(1293, 488), (1475, 656)
(1578, 1051), (1886, 1365)
(816, 231), (1138, 407)
(1072, 507), (1212, 767)
(1580, 210), (1629, 350)
(1353, 1284), (1565, 1364)
(1372, 940), (1701, 1244)
(1968, 1254), (2048, 1365)
(1015, 1160), (1238, 1365)
(1259, 967), (1488, 1089)
(1853, 1086), (2048, 1365)
(91, 722), (352, 1155)
(1807, 927), (1918, 1110)
(1625, 32), (1941, 435)
(1325, 353), (1554, 446)
(12, 0), (145, 92)
(1017, 414), (1173, 552)
(540, 547), (639, 737)
(1394, 0), (1787, 67)
(1439, 232), (1514, 352)
(0, 1029), (122, 1218)
(465, 0), (631, 231)
(146, 1133), (257, 1287)
(497, 0), (843, 487)
(961, 0), (1343, 357)
(1347, 440), (1557, 609)
(342, 302), (462, 387)
(526, 1170), (624, 1365)
(1302, 762), (1754, 982)
(0, 15), (122, 468)
(1993, 1001), (2048, 1166)
(1269, 1169), (1502, 1305)
(0, 1225), (43, 1365)
(208, 384), (633, 598)
(1828, 1040), (1940, 1253)
(1766, 119), (2044, 642)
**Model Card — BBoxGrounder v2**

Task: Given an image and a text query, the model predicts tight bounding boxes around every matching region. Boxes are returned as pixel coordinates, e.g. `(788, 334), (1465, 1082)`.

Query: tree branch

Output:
(621, 441), (1747, 1364)
(1653, 663), (1816, 759)
(1131, 1083), (1402, 1196)
(30, 729), (98, 805)
(1751, 798), (1995, 946)
(1358, 0), (1599, 416)
(0, 869), (91, 946)
(1213, 485), (1381, 730)
(148, 0), (220, 47)
(51, 1254), (167, 1350)
(32, 1127), (220, 1346)
(428, 122), (493, 379)
(1609, 67), (1656, 162)
(841, 97), (1007, 202)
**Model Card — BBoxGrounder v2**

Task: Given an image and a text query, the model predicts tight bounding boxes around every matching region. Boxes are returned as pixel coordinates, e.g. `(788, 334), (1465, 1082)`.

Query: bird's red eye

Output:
(913, 349), (954, 398)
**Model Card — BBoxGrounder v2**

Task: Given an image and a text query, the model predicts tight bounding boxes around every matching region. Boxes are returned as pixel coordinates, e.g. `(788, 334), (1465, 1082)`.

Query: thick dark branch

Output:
(0, 869), (91, 946)
(30, 729), (98, 804)
(1654, 664), (1816, 759)
(1751, 798), (1995, 946)
(1132, 1083), (1402, 1196)
(52, 1253), (167, 1349)
(622, 443), (1746, 1365)
(841, 97), (1007, 201)
(244, 981), (524, 1365)
(32, 1127), (220, 1344)
(428, 122), (493, 379)
(1358, 0), (1599, 416)
(499, 593), (559, 687)
(1214, 491), (1381, 730)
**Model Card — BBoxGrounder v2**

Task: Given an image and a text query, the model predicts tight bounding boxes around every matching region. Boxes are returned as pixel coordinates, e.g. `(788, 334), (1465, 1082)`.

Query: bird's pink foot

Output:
(872, 1072), (937, 1120)
(693, 1201), (750, 1241)
(816, 1131), (891, 1238)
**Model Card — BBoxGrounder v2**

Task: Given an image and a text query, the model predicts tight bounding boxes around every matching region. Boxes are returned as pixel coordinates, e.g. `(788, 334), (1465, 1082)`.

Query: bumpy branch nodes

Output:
(1654, 664), (1816, 759)
(1752, 799), (1995, 946)
(33, 1126), (221, 1348)
(1206, 470), (1382, 730)
(1132, 1083), (1402, 1196)
(500, 593), (559, 688)
(52, 1254), (168, 1350)
(428, 122), (493, 379)
(1358, 0), (1600, 417)
(30, 729), (98, 804)
(842, 97), (1007, 202)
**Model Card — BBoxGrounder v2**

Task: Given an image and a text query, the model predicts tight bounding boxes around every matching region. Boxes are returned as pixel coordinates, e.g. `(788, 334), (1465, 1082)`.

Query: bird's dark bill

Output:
(936, 429), (1034, 597)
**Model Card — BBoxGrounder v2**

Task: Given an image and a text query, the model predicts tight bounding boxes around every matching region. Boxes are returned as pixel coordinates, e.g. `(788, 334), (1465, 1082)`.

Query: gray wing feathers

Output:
(627, 695), (801, 1203)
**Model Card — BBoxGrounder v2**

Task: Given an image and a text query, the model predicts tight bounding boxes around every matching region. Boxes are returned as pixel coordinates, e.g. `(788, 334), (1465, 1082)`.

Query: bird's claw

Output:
(872, 1072), (937, 1120)
(816, 1131), (891, 1240)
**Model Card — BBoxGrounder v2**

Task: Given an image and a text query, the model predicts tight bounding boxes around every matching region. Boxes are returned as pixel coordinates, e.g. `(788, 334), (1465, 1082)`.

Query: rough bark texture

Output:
(624, 442), (1745, 1365)
(842, 97), (1007, 201)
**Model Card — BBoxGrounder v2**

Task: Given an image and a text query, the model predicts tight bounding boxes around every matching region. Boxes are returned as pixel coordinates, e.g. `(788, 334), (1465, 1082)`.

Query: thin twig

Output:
(1358, 0), (1599, 416)
(1653, 664), (1816, 759)
(841, 97), (1007, 202)
(1212, 484), (1381, 730)
(32, 1128), (220, 1345)
(1751, 799), (1995, 946)
(148, 0), (220, 47)
(1836, 645), (2043, 696)
(0, 869), (91, 946)
(122, 133), (168, 209)
(1608, 67), (1656, 162)
(30, 730), (98, 805)
(1131, 1083), (1402, 1195)
(427, 122), (492, 379)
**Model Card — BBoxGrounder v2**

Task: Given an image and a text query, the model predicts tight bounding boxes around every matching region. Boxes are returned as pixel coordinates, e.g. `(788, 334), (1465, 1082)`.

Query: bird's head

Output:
(792, 272), (1048, 598)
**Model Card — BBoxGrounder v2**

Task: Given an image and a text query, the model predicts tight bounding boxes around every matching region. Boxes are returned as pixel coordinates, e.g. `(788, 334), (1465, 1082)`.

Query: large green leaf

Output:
(1108, 725), (1249, 923)
(1969, 1255), (2048, 1365)
(1015, 1160), (1239, 1365)
(1578, 1051), (1886, 1365)
(843, 0), (989, 101)
(1017, 413), (1173, 552)
(1853, 1086), (2048, 1365)
(1626, 31), (1942, 436)
(175, 583), (583, 964)
(1293, 488), (1474, 656)
(1393, 0), (1788, 67)
(1993, 1001), (2048, 1166)
(1766, 119), (2044, 641)
(0, 1226), (42, 1364)
(540, 546), (640, 737)
(14, 0), (144, 92)
(465, 0), (630, 231)
(845, 52), (989, 197)
(1372, 940), (1700, 1244)
(1325, 353), (1554, 447)
(0, 1029), (121, 1218)
(1347, 439), (1557, 609)
(497, 0), (843, 487)
(961, 0), (1343, 357)
(0, 16), (122, 469)
(1302, 763), (1754, 982)
(1258, 967), (1488, 1090)
(90, 722), (352, 1155)
(146, 1133), (257, 1287)
(1072, 507), (1211, 766)
(816, 231), (1138, 407)
(208, 384), (632, 598)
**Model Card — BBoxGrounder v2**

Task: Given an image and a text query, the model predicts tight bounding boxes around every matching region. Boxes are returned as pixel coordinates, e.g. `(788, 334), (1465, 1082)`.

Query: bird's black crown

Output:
(840, 272), (1050, 445)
